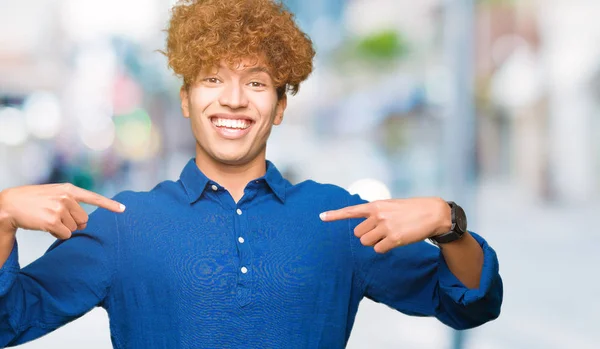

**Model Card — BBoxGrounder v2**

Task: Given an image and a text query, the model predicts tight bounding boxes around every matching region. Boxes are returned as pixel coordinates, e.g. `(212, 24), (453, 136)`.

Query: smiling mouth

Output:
(210, 117), (253, 130)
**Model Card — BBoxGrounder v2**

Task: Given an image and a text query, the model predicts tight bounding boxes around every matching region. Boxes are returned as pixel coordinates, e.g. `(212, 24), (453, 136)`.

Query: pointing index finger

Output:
(70, 187), (126, 213)
(320, 203), (371, 222)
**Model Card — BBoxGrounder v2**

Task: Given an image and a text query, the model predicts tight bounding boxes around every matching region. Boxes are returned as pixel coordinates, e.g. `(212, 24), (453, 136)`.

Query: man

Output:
(0, 0), (503, 347)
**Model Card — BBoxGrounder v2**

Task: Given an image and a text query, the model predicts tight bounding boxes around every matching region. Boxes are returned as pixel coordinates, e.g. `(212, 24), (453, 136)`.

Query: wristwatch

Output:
(429, 201), (467, 245)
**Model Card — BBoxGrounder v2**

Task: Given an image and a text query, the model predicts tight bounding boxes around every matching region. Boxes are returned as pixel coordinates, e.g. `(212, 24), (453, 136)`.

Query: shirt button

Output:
(211, 184), (218, 191)
(241, 267), (248, 274)
(238, 237), (245, 244)
(236, 208), (242, 215)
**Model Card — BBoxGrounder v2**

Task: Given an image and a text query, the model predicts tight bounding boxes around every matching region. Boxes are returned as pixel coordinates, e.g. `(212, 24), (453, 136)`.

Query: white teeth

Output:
(211, 118), (251, 129)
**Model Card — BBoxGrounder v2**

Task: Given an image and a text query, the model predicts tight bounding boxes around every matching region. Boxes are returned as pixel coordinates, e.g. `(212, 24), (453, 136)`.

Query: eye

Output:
(204, 77), (221, 84)
(249, 81), (266, 88)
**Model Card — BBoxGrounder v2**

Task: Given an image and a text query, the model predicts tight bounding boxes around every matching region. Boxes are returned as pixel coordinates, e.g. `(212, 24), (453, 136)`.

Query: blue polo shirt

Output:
(0, 159), (502, 348)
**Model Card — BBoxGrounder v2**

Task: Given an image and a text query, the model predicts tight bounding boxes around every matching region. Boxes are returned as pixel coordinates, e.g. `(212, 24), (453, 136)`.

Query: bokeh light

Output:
(114, 108), (160, 160)
(347, 178), (392, 202)
(0, 107), (28, 146)
(79, 116), (116, 151)
(23, 92), (63, 140)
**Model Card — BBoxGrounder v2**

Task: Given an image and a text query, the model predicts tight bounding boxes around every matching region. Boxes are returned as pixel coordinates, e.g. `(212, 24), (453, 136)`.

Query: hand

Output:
(320, 197), (451, 253)
(0, 183), (125, 240)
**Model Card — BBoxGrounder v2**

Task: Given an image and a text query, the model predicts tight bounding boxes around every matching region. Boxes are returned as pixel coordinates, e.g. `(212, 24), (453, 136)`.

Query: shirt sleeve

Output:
(346, 193), (503, 330)
(0, 205), (120, 347)
(0, 241), (19, 297)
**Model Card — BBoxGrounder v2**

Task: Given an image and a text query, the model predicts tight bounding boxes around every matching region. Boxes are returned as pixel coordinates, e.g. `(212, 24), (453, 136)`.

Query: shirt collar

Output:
(263, 160), (287, 203)
(179, 158), (287, 204)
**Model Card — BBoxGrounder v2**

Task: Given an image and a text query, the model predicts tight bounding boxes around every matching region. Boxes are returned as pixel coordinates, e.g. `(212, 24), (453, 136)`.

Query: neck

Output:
(194, 145), (267, 202)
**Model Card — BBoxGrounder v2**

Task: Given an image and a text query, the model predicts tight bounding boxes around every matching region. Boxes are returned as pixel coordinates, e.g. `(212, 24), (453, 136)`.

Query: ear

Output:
(273, 94), (287, 126)
(180, 86), (190, 119)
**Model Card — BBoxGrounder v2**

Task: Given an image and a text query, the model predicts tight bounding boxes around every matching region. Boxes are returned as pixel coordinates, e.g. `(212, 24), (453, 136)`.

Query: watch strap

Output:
(429, 201), (465, 245)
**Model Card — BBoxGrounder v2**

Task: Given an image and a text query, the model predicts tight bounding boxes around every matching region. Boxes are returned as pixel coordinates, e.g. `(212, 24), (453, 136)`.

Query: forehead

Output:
(205, 58), (272, 76)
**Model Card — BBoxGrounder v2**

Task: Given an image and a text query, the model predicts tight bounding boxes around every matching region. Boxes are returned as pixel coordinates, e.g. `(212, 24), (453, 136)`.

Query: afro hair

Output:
(163, 0), (316, 97)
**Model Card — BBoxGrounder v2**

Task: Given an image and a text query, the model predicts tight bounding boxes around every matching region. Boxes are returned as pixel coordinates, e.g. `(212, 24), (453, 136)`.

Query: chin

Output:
(211, 153), (252, 166)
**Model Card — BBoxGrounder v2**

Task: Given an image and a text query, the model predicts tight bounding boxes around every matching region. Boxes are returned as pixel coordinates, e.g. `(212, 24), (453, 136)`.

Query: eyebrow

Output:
(210, 65), (272, 78)
(244, 66), (271, 75)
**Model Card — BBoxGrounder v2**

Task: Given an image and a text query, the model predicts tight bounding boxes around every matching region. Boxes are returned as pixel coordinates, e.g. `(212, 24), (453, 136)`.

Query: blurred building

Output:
(475, 0), (600, 203)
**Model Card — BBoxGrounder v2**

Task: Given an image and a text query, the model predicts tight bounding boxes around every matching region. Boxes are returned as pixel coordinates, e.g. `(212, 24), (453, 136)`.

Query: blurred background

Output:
(1, 0), (598, 348)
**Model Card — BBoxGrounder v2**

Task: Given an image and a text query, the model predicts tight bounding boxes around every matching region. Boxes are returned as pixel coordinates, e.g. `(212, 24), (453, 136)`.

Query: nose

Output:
(219, 82), (248, 109)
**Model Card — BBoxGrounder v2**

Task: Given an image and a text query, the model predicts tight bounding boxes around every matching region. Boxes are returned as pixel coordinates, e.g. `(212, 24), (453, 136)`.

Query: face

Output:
(180, 59), (287, 167)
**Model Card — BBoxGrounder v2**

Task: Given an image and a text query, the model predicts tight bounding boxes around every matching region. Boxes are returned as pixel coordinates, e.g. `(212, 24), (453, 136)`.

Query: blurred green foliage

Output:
(331, 28), (410, 72)
(354, 30), (408, 61)
(354, 30), (409, 61)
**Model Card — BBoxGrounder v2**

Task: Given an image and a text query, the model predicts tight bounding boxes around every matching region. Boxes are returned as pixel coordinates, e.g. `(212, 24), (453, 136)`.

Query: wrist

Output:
(429, 201), (468, 245)
(0, 190), (16, 237)
(0, 229), (15, 247)
(432, 198), (452, 237)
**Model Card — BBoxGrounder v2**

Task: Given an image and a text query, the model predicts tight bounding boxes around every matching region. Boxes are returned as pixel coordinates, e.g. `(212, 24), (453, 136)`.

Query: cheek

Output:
(189, 88), (220, 114)
(250, 94), (279, 120)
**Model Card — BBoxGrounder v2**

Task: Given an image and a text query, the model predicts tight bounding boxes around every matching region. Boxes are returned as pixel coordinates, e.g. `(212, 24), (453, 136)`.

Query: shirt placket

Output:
(234, 203), (253, 307)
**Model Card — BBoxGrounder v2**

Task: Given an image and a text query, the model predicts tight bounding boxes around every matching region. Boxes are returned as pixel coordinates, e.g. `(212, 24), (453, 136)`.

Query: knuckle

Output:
(48, 216), (62, 227)
(61, 183), (74, 193)
(50, 203), (64, 214)
(375, 212), (386, 221)
(392, 234), (404, 246)
(75, 212), (89, 224)
(56, 204), (67, 215)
